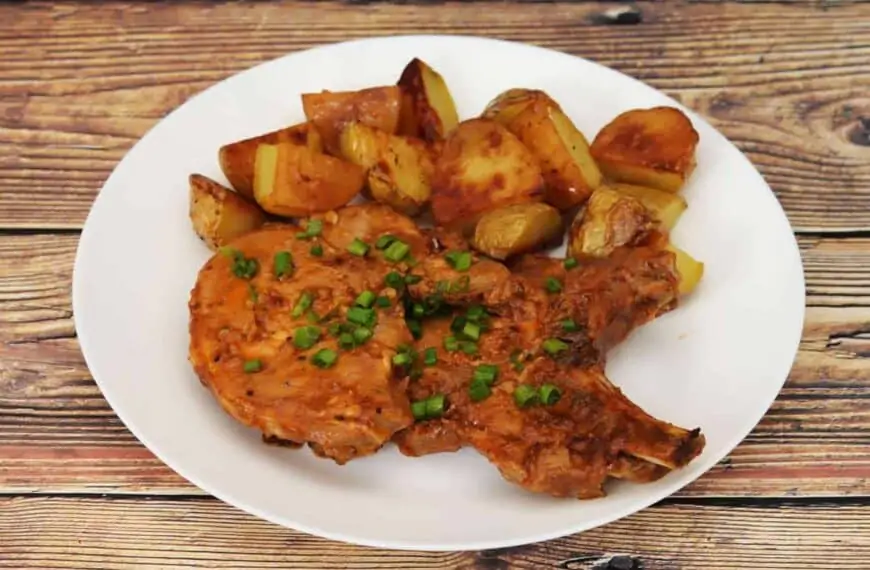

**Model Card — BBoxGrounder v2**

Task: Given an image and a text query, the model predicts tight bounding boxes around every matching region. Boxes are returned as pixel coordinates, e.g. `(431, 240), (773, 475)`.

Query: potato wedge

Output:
(253, 142), (365, 217)
(506, 98), (603, 210)
(481, 88), (559, 125)
(611, 182), (687, 230)
(666, 243), (704, 295)
(339, 122), (435, 216)
(302, 86), (402, 155)
(590, 106), (699, 193)
(472, 202), (563, 260)
(430, 118), (545, 231)
(189, 174), (267, 250)
(218, 123), (322, 199)
(397, 58), (460, 142)
(567, 185), (654, 259)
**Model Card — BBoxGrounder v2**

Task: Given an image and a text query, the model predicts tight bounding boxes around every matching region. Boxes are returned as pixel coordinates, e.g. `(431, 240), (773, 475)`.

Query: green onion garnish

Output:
(385, 271), (405, 290)
(229, 251), (259, 280)
(347, 238), (370, 257)
(466, 305), (487, 321)
(311, 348), (337, 368)
(448, 276), (471, 293)
(423, 347), (437, 366)
(338, 332), (355, 350)
(462, 322), (481, 341)
(468, 378), (492, 402)
(407, 318), (423, 340)
(412, 303), (425, 319)
(404, 274), (422, 285)
(376, 235), (397, 250)
(443, 335), (459, 352)
(296, 219), (323, 240)
(561, 318), (579, 332)
(539, 384), (562, 406)
(375, 296), (391, 308)
(347, 307), (376, 327)
(459, 341), (478, 355)
(293, 326), (321, 350)
(273, 251), (293, 278)
(291, 292), (313, 318)
(243, 359), (262, 373)
(247, 283), (258, 303)
(411, 400), (428, 420)
(384, 240), (410, 262)
(310, 244), (323, 257)
(392, 352), (412, 367)
(353, 327), (373, 345)
(445, 250), (472, 272)
(563, 257), (579, 270)
(473, 364), (499, 385)
(327, 322), (342, 337)
(542, 338), (569, 356)
(425, 393), (446, 418)
(450, 315), (467, 334)
(514, 384), (539, 408)
(355, 290), (376, 308)
(545, 277), (563, 294)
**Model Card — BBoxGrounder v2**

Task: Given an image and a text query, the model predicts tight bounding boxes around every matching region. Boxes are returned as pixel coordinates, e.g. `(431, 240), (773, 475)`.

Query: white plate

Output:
(72, 35), (805, 551)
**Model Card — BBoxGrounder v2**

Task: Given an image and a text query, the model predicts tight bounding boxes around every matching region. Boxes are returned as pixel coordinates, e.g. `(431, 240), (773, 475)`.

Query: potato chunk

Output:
(397, 58), (460, 142)
(472, 202), (563, 260)
(611, 182), (687, 230)
(302, 86), (402, 155)
(591, 106), (699, 193)
(567, 185), (654, 259)
(253, 143), (365, 217)
(218, 123), (322, 199)
(339, 122), (435, 216)
(481, 88), (559, 127)
(430, 118), (544, 231)
(189, 174), (267, 250)
(666, 243), (704, 295)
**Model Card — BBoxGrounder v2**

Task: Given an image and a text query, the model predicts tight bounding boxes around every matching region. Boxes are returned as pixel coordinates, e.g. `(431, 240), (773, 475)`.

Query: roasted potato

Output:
(611, 182), (687, 231)
(253, 142), (365, 217)
(481, 88), (559, 126)
(397, 58), (460, 142)
(218, 123), (322, 199)
(505, 97), (603, 210)
(567, 185), (655, 259)
(302, 86), (402, 155)
(666, 243), (704, 295)
(339, 122), (435, 216)
(471, 202), (563, 260)
(189, 174), (267, 250)
(590, 106), (699, 193)
(430, 118), (545, 231)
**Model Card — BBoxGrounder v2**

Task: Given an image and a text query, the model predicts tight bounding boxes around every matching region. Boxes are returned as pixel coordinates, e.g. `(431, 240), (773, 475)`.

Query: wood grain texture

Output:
(1, 234), (868, 496)
(1, 1), (868, 231)
(0, 496), (868, 569)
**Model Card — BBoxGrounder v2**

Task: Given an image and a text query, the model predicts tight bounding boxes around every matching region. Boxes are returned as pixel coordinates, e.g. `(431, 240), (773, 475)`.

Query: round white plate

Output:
(72, 35), (805, 551)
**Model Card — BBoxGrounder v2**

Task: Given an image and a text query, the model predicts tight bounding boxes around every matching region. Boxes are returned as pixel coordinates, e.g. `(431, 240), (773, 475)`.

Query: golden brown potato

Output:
(253, 142), (365, 217)
(471, 202), (563, 260)
(611, 182), (687, 230)
(189, 174), (267, 250)
(505, 98), (603, 210)
(430, 118), (545, 231)
(666, 243), (704, 295)
(590, 106), (699, 193)
(339, 122), (435, 216)
(397, 58), (460, 142)
(567, 185), (655, 259)
(302, 86), (402, 155)
(481, 88), (559, 125)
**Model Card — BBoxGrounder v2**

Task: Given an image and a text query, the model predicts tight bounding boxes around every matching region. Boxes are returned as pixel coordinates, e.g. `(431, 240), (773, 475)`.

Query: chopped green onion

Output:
(514, 384), (539, 408)
(327, 323), (342, 337)
(425, 393), (446, 418)
(311, 348), (337, 368)
(375, 296), (391, 308)
(384, 240), (410, 262)
(347, 307), (376, 327)
(338, 332), (355, 350)
(392, 352), (412, 367)
(563, 257), (579, 270)
(243, 359), (262, 373)
(352, 327), (373, 344)
(410, 367), (423, 381)
(293, 326), (321, 350)
(435, 280), (450, 293)
(466, 305), (487, 321)
(542, 338), (569, 356)
(545, 277), (563, 294)
(310, 244), (323, 257)
(449, 276), (471, 293)
(468, 378), (492, 402)
(423, 348), (438, 366)
(355, 290), (376, 308)
(247, 283), (258, 303)
(411, 400), (428, 420)
(412, 303), (425, 319)
(459, 341), (479, 355)
(291, 292), (313, 318)
(462, 322), (481, 341)
(404, 274), (422, 285)
(450, 315), (468, 334)
(407, 318), (423, 340)
(443, 335), (459, 352)
(539, 384), (562, 406)
(445, 250), (472, 272)
(347, 238), (370, 257)
(385, 271), (405, 290)
(273, 251), (293, 278)
(561, 318), (580, 332)
(229, 251), (259, 280)
(473, 364), (499, 385)
(376, 234), (397, 250)
(510, 349), (525, 372)
(306, 310), (321, 324)
(296, 219), (323, 240)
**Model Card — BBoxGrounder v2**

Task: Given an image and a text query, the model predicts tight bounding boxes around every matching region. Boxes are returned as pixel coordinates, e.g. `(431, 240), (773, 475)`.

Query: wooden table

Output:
(2, 1), (869, 568)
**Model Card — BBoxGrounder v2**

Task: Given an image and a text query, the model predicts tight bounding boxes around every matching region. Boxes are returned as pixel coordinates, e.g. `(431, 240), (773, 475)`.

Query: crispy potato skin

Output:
(472, 202), (563, 260)
(611, 182), (687, 230)
(481, 88), (559, 125)
(430, 118), (545, 231)
(253, 143), (365, 217)
(302, 86), (402, 155)
(397, 58), (460, 142)
(218, 123), (322, 199)
(339, 122), (435, 216)
(590, 106), (699, 193)
(568, 185), (655, 259)
(189, 174), (267, 250)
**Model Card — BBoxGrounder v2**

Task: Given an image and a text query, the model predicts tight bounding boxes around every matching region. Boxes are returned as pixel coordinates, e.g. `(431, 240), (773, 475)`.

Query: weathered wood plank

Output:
(1, 234), (868, 496)
(0, 496), (867, 569)
(0, 1), (868, 230)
